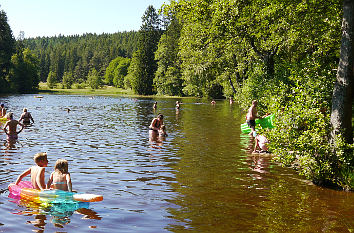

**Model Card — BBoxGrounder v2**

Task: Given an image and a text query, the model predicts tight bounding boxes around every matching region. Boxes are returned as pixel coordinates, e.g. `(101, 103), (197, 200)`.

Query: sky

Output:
(0, 0), (168, 38)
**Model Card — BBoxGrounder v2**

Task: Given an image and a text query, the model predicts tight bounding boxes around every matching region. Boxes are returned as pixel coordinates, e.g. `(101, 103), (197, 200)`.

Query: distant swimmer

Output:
(3, 112), (24, 141)
(153, 102), (157, 110)
(0, 103), (6, 118)
(211, 99), (216, 105)
(19, 108), (34, 124)
(176, 101), (180, 110)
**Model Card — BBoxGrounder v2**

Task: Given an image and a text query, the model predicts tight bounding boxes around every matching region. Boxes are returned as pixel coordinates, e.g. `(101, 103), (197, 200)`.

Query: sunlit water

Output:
(0, 94), (354, 232)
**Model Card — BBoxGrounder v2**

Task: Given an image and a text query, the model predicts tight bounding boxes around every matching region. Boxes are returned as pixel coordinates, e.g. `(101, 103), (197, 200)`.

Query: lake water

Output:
(0, 94), (354, 232)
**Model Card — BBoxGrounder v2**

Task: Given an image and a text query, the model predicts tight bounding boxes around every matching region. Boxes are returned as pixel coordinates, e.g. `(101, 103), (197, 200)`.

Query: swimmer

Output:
(159, 125), (168, 137)
(14, 152), (48, 190)
(47, 159), (72, 192)
(3, 112), (24, 141)
(149, 113), (164, 132)
(0, 103), (6, 118)
(18, 108), (34, 124)
(253, 132), (269, 153)
(153, 102), (157, 110)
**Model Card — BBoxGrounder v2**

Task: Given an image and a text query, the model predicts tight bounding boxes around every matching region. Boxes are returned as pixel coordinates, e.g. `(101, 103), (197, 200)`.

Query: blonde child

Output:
(47, 159), (72, 192)
(15, 152), (48, 190)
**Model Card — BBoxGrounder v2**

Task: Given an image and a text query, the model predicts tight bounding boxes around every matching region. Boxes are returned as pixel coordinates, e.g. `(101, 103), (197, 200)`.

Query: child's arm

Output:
(17, 122), (24, 134)
(66, 173), (72, 192)
(36, 167), (46, 190)
(15, 168), (31, 185)
(46, 172), (53, 189)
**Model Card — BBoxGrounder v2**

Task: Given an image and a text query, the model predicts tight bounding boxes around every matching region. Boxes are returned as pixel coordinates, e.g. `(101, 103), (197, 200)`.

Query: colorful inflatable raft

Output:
(8, 181), (103, 203)
(0, 117), (7, 122)
(241, 114), (275, 134)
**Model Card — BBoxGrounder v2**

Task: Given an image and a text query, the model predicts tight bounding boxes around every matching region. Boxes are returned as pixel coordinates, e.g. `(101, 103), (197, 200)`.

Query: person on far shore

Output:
(246, 100), (259, 135)
(14, 152), (48, 190)
(153, 102), (157, 110)
(19, 108), (34, 125)
(47, 159), (73, 192)
(0, 103), (6, 118)
(3, 112), (24, 141)
(211, 99), (216, 105)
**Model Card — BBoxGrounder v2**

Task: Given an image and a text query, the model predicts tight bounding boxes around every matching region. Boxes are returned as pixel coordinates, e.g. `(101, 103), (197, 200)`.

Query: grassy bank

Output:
(38, 82), (136, 96)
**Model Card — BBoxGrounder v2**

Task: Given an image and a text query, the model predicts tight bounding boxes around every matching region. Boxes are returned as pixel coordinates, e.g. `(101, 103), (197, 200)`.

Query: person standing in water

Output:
(3, 112), (24, 141)
(246, 100), (259, 135)
(153, 102), (157, 110)
(19, 108), (34, 125)
(0, 104), (6, 118)
(149, 113), (164, 132)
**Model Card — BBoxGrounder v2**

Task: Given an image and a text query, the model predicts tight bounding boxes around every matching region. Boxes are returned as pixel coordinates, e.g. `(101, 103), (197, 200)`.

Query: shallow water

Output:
(0, 94), (353, 232)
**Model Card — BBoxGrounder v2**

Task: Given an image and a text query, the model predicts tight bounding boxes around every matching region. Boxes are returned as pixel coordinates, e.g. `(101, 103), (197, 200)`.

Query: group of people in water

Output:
(1, 104), (72, 192)
(150, 99), (269, 153)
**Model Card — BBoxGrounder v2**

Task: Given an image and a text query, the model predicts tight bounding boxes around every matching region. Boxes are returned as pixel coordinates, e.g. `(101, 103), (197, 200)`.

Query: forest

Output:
(0, 1), (353, 189)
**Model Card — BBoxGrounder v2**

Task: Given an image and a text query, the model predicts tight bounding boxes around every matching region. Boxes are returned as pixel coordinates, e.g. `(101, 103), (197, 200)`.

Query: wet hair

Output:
(54, 159), (69, 174)
(6, 112), (13, 119)
(34, 152), (47, 164)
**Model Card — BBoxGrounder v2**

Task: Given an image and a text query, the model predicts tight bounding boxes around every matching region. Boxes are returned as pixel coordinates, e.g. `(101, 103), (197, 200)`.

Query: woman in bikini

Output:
(47, 159), (72, 192)
(149, 113), (164, 132)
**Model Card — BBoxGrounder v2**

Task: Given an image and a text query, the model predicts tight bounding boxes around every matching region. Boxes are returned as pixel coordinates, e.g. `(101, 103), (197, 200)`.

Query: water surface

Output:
(0, 94), (353, 232)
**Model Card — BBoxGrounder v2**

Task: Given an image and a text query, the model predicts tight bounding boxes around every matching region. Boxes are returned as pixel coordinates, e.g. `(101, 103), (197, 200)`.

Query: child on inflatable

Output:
(47, 159), (73, 192)
(14, 152), (48, 190)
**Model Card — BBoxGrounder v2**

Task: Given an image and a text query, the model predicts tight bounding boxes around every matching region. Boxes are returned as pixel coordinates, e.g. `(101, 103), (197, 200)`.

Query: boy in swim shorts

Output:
(14, 152), (48, 190)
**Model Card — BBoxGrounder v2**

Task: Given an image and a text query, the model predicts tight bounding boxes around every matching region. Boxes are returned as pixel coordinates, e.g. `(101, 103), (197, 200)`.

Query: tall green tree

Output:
(7, 48), (39, 93)
(130, 5), (163, 95)
(0, 7), (15, 92)
(154, 14), (183, 96)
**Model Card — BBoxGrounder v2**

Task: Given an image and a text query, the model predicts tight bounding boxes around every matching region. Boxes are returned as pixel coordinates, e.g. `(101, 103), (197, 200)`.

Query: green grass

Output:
(38, 82), (135, 96)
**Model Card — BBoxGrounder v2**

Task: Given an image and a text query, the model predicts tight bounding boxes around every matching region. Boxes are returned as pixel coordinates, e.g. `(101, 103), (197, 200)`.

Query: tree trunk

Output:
(330, 0), (354, 146)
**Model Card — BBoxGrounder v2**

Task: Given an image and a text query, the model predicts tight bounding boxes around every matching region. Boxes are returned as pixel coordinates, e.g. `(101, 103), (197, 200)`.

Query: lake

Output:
(0, 94), (353, 232)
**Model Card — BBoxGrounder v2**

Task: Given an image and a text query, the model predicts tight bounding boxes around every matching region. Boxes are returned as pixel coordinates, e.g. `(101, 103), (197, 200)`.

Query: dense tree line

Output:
(23, 31), (138, 86)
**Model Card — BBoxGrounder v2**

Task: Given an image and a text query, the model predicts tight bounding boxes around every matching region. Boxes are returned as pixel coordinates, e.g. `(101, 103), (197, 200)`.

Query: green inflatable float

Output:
(240, 114), (274, 134)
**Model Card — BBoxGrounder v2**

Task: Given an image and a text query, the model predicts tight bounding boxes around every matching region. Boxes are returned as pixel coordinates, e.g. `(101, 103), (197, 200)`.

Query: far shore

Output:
(37, 82), (189, 99)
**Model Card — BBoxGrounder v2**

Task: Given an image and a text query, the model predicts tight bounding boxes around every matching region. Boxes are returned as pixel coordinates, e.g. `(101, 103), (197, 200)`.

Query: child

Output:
(253, 132), (269, 153)
(15, 152), (48, 190)
(159, 124), (168, 137)
(47, 159), (72, 192)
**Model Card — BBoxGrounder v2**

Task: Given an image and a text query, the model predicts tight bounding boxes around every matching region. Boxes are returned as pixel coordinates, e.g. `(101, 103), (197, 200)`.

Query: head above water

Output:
(6, 112), (13, 120)
(55, 159), (69, 174)
(157, 113), (164, 120)
(34, 152), (48, 165)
